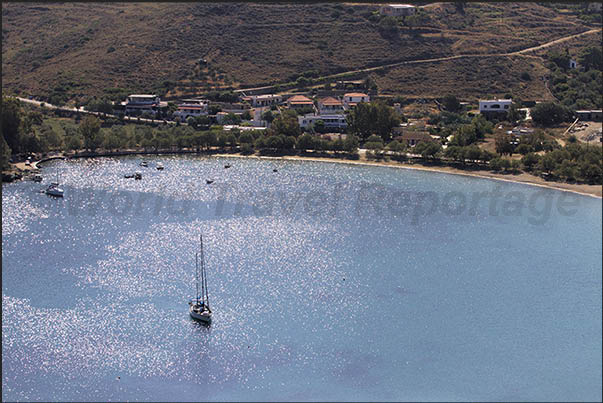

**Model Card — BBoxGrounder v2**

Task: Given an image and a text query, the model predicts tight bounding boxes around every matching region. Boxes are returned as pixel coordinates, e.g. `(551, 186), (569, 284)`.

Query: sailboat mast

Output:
(200, 235), (209, 306)
(195, 252), (200, 302)
(199, 235), (206, 304)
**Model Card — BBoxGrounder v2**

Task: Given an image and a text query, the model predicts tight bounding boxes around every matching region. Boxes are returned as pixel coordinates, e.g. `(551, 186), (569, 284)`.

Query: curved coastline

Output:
(29, 150), (603, 199)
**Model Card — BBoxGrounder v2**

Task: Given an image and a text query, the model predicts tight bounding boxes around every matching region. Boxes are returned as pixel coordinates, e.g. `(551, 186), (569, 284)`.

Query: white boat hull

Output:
(45, 187), (64, 197)
(189, 303), (212, 323)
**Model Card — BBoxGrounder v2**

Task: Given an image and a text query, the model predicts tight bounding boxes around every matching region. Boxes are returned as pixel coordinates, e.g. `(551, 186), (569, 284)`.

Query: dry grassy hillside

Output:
(1, 2), (597, 102)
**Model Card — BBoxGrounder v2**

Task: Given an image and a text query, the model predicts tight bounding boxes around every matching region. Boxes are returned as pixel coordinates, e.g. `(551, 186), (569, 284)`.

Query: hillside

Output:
(2, 2), (600, 103)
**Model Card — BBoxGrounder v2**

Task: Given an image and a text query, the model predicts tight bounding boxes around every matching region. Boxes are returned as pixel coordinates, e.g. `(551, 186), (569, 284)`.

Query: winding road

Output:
(235, 27), (601, 94)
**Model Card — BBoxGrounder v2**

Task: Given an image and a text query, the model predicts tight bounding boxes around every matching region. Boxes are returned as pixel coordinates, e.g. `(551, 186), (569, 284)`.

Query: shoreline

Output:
(215, 153), (603, 199)
(8, 149), (602, 199)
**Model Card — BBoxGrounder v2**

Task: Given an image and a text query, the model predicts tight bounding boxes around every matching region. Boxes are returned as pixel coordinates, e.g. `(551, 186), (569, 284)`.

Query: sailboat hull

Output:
(189, 304), (212, 323)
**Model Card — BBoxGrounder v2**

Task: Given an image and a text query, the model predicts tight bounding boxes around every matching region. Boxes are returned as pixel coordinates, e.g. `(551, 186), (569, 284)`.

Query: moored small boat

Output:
(134, 171), (142, 180)
(156, 163), (164, 170)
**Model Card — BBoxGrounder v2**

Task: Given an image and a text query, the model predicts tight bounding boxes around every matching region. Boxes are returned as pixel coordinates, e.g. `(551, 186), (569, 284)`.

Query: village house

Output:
(379, 4), (417, 17)
(343, 93), (370, 108)
(575, 109), (603, 122)
(124, 94), (161, 116)
(298, 113), (347, 130)
(394, 131), (435, 147)
(479, 99), (512, 115)
(241, 94), (283, 108)
(174, 99), (209, 120)
(318, 97), (345, 115)
(287, 95), (315, 111)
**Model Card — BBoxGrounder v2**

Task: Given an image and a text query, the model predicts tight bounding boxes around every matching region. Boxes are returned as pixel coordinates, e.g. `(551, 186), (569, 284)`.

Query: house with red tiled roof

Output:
(318, 97), (344, 115)
(287, 95), (315, 111)
(343, 93), (370, 108)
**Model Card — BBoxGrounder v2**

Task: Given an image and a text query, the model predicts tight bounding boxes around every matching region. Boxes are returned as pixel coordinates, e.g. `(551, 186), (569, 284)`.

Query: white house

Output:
(298, 113), (347, 130)
(242, 94), (283, 107)
(174, 99), (209, 120)
(343, 93), (370, 108)
(124, 94), (161, 115)
(479, 99), (512, 114)
(379, 4), (417, 17)
(569, 59), (578, 69)
(317, 97), (345, 114)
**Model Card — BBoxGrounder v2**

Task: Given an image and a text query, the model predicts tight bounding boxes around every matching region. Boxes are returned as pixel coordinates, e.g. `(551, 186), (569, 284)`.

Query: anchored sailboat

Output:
(189, 235), (212, 323)
(45, 164), (64, 197)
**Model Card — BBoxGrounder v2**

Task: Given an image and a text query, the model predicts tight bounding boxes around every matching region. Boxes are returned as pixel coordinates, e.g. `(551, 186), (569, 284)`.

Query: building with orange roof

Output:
(318, 97), (344, 115)
(287, 95), (315, 111)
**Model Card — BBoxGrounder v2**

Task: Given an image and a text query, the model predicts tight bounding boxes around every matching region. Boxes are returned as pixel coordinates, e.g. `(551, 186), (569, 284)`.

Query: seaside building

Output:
(174, 99), (209, 120)
(298, 113), (347, 130)
(124, 94), (162, 116)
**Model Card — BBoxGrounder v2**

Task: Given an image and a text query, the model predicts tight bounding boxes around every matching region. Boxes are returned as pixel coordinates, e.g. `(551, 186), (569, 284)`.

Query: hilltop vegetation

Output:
(2, 2), (599, 103)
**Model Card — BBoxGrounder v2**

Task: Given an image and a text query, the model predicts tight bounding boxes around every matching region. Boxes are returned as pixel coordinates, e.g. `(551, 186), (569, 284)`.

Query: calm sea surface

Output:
(2, 155), (601, 401)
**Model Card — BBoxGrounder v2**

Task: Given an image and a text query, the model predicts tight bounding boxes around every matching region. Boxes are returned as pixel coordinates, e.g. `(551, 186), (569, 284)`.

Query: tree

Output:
(521, 152), (540, 171)
(415, 142), (441, 159)
(269, 110), (301, 137)
(507, 103), (526, 123)
(531, 102), (571, 126)
(262, 110), (275, 124)
(347, 102), (399, 141)
(2, 96), (24, 153)
(1, 135), (11, 169)
(311, 118), (328, 133)
(297, 133), (316, 152)
(515, 144), (533, 155)
(442, 94), (461, 113)
(464, 145), (482, 163)
(495, 133), (515, 156)
(378, 16), (399, 38)
(80, 115), (103, 151)
(578, 46), (602, 71)
(343, 135), (359, 154)
(222, 113), (241, 125)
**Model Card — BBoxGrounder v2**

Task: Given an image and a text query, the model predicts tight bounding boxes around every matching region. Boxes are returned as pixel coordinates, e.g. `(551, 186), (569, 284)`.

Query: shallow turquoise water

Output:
(2, 155), (601, 401)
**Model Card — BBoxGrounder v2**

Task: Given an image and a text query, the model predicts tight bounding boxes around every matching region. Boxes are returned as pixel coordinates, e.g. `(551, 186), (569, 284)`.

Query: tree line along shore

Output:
(2, 93), (601, 191)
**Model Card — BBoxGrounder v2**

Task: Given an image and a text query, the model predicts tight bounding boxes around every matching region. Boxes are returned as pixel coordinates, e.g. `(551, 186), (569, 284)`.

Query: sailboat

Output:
(189, 235), (212, 323)
(45, 164), (64, 197)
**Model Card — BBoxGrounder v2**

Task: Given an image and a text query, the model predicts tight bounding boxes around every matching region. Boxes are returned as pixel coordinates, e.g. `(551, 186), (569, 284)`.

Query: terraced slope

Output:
(1, 2), (597, 102)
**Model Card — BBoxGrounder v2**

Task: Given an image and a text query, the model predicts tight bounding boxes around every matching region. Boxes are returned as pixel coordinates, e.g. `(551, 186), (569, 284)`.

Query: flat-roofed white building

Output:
(174, 99), (209, 120)
(125, 94), (161, 115)
(298, 113), (347, 130)
(343, 93), (370, 108)
(379, 4), (417, 17)
(242, 94), (283, 107)
(479, 99), (512, 114)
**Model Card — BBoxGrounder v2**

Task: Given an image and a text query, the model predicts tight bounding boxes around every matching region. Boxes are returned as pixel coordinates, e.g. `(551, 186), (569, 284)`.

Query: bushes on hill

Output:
(530, 102), (573, 126)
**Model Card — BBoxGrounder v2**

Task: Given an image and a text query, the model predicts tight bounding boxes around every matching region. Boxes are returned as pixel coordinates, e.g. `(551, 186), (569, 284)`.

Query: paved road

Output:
(16, 97), (178, 125)
(235, 28), (602, 94)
